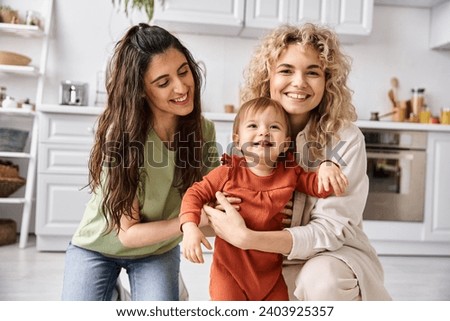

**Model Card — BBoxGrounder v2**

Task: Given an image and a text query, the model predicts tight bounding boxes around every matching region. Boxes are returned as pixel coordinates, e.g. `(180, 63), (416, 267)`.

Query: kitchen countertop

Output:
(356, 119), (450, 132)
(36, 105), (450, 133)
(204, 112), (450, 133)
(37, 104), (105, 115)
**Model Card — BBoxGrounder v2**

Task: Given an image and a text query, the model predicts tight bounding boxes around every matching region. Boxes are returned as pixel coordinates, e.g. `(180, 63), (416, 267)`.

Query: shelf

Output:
(0, 64), (39, 75)
(0, 152), (31, 159)
(0, 108), (36, 116)
(0, 197), (26, 204)
(0, 22), (44, 37)
(1, 0), (54, 250)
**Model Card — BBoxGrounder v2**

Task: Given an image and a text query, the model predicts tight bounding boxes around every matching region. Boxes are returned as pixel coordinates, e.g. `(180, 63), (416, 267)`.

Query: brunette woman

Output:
(61, 23), (218, 301)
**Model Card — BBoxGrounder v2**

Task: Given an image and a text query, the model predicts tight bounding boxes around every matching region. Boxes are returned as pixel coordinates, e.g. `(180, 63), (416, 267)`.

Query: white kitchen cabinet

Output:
(292, 0), (374, 40)
(423, 132), (450, 242)
(241, 0), (374, 40)
(0, 0), (53, 248)
(212, 121), (234, 155)
(153, 0), (373, 41)
(153, 0), (245, 36)
(36, 174), (91, 251)
(241, 0), (290, 37)
(429, 0), (450, 50)
(36, 106), (100, 251)
(203, 112), (235, 155)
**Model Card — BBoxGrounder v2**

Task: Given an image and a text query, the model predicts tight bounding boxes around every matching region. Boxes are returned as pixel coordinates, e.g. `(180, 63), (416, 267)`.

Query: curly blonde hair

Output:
(241, 23), (357, 159)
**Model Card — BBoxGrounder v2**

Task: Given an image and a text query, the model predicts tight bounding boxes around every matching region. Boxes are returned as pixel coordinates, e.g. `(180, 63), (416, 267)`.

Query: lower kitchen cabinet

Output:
(34, 109), (450, 254)
(36, 174), (91, 251)
(423, 132), (450, 242)
(36, 106), (100, 251)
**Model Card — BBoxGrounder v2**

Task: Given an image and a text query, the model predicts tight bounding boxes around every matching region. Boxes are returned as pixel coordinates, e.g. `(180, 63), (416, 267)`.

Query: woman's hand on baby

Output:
(317, 161), (349, 196)
(204, 191), (248, 249)
(281, 200), (293, 228)
(212, 192), (241, 211)
(181, 222), (212, 264)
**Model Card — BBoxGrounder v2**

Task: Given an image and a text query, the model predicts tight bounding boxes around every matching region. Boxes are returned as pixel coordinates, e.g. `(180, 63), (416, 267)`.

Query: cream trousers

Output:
(282, 255), (361, 301)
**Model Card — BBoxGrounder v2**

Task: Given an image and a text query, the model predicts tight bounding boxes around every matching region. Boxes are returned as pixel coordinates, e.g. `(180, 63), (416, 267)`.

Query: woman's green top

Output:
(71, 117), (220, 258)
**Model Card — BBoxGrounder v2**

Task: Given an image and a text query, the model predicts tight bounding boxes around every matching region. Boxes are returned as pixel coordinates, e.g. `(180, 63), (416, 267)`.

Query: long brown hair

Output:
(241, 23), (357, 160)
(89, 24), (204, 233)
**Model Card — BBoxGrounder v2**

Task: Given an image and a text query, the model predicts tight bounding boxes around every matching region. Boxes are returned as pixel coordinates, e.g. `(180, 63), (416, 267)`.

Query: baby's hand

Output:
(318, 161), (349, 196)
(181, 222), (212, 264)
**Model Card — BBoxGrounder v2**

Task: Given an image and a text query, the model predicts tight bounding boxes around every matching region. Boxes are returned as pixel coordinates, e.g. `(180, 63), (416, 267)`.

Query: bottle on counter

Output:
(1, 96), (18, 109)
(0, 86), (7, 106)
(411, 88), (425, 117)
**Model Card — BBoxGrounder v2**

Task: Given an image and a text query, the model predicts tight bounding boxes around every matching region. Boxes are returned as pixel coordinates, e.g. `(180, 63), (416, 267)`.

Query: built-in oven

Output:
(361, 129), (427, 222)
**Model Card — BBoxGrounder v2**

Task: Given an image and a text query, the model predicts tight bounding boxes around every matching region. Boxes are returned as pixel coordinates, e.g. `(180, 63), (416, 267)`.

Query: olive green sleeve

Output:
(201, 117), (221, 175)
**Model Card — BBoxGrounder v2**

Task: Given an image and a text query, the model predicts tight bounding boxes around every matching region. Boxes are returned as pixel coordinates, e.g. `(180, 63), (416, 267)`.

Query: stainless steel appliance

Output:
(59, 81), (88, 106)
(361, 129), (427, 222)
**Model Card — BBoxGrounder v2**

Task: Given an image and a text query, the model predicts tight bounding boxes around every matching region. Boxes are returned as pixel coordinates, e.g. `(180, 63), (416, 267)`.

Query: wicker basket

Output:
(0, 128), (29, 152)
(0, 51), (31, 66)
(0, 160), (26, 197)
(0, 219), (17, 246)
(0, 8), (19, 24)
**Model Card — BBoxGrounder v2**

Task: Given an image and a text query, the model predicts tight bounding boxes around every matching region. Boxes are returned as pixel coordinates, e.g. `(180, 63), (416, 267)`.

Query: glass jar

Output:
(441, 108), (450, 125)
(25, 10), (41, 27)
(411, 88), (425, 116)
(419, 107), (431, 124)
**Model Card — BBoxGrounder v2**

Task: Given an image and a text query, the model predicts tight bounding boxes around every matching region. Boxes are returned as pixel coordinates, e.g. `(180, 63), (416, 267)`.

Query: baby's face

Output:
(235, 105), (290, 167)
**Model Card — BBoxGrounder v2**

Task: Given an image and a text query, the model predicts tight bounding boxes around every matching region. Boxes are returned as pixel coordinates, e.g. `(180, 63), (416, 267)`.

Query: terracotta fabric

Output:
(180, 153), (332, 300)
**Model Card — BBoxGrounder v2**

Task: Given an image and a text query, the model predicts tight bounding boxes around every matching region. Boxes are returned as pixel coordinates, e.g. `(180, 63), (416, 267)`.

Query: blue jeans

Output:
(61, 243), (180, 301)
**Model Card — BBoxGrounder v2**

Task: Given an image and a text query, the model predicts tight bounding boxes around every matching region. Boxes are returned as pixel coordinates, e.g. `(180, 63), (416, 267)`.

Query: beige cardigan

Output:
(283, 122), (392, 300)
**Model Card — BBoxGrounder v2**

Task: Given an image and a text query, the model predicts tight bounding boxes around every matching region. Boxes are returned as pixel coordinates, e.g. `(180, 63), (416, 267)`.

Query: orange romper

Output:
(180, 154), (332, 301)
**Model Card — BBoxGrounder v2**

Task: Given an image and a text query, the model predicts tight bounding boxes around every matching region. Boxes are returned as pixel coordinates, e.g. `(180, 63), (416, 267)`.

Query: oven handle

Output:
(366, 151), (413, 160)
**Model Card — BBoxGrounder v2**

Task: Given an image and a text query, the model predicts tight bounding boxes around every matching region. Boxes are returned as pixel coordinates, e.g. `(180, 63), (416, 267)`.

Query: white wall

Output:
(2, 1), (450, 120)
(47, 2), (450, 120)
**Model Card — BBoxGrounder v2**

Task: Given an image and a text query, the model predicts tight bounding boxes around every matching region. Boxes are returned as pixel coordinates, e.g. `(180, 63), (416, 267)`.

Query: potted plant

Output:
(111, 0), (154, 22)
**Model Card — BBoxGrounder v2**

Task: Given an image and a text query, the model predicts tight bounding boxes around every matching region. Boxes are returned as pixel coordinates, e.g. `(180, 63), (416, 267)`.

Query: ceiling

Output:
(374, 0), (448, 7)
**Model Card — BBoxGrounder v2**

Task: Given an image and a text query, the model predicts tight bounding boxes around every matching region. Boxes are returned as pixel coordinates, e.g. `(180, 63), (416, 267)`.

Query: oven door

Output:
(363, 149), (426, 222)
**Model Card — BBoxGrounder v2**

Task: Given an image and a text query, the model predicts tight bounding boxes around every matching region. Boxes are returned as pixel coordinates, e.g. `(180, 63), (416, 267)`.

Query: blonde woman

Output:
(204, 23), (391, 301)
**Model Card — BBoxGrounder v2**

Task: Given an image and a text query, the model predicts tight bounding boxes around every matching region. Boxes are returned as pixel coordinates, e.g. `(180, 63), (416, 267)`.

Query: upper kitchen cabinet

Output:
(152, 0), (373, 42)
(242, 0), (374, 41)
(152, 0), (245, 36)
(240, 0), (290, 37)
(429, 0), (450, 50)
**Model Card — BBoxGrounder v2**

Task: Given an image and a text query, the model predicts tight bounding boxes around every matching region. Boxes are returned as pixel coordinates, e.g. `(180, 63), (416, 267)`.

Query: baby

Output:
(180, 97), (348, 300)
